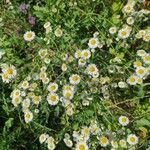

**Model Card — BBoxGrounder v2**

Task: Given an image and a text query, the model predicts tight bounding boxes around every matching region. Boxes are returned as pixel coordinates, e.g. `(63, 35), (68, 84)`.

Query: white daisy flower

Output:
(78, 59), (86, 67)
(109, 27), (117, 34)
(88, 37), (99, 49)
(99, 136), (109, 147)
(11, 89), (21, 98)
(69, 74), (81, 85)
(47, 93), (59, 105)
(63, 90), (74, 99)
(44, 22), (51, 29)
(64, 138), (73, 148)
(127, 75), (138, 85)
(48, 83), (58, 93)
(63, 85), (74, 91)
(61, 63), (67, 71)
(123, 4), (134, 14)
(127, 134), (138, 145)
(12, 97), (22, 107)
(47, 143), (55, 150)
(24, 110), (33, 123)
(38, 49), (48, 59)
(81, 127), (90, 140)
(118, 81), (127, 88)
(143, 33), (150, 42)
(119, 139), (127, 148)
(39, 133), (47, 144)
(142, 54), (150, 64)
(21, 80), (29, 89)
(24, 31), (35, 41)
(126, 17), (134, 25)
(76, 141), (88, 150)
(54, 28), (63, 37)
(81, 49), (91, 59)
(118, 28), (130, 39)
(22, 98), (30, 108)
(75, 50), (82, 59)
(118, 116), (129, 126)
(136, 66), (147, 78)
(86, 64), (98, 77)
(46, 26), (52, 34)
(2, 64), (17, 79)
(137, 50), (147, 57)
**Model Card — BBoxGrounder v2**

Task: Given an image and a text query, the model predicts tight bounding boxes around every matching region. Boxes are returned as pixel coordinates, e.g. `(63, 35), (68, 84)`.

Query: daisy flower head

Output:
(32, 95), (42, 105)
(78, 59), (86, 67)
(64, 138), (73, 148)
(123, 4), (134, 14)
(133, 60), (142, 68)
(118, 28), (130, 39)
(11, 89), (21, 98)
(2, 64), (17, 79)
(48, 83), (58, 93)
(12, 97), (22, 107)
(137, 50), (146, 57)
(46, 26), (52, 34)
(54, 27), (63, 37)
(142, 54), (150, 64)
(143, 32), (150, 42)
(39, 133), (47, 144)
(47, 93), (59, 105)
(88, 37), (99, 49)
(63, 84), (74, 91)
(126, 17), (134, 25)
(61, 63), (67, 72)
(24, 110), (33, 123)
(24, 31), (35, 41)
(86, 64), (98, 77)
(47, 142), (56, 150)
(109, 27), (117, 34)
(99, 136), (109, 147)
(63, 90), (74, 99)
(81, 127), (90, 140)
(118, 116), (129, 126)
(127, 75), (138, 85)
(81, 49), (91, 60)
(127, 134), (138, 145)
(69, 74), (81, 85)
(136, 66), (147, 78)
(76, 141), (88, 150)
(22, 98), (31, 108)
(21, 80), (29, 90)
(75, 50), (82, 59)
(44, 22), (51, 29)
(38, 49), (48, 59)
(111, 140), (118, 149)
(119, 139), (127, 148)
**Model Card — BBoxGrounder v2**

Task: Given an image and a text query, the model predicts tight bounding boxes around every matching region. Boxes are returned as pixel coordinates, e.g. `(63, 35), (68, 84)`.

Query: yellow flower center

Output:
(72, 76), (78, 81)
(100, 136), (108, 144)
(6, 67), (13, 75)
(65, 92), (71, 98)
(79, 144), (85, 150)
(26, 113), (31, 119)
(130, 137), (135, 143)
(83, 52), (89, 57)
(144, 56), (150, 61)
(138, 69), (144, 74)
(121, 31), (127, 36)
(121, 117), (127, 123)
(27, 33), (33, 38)
(50, 85), (56, 91)
(129, 77), (135, 82)
(50, 95), (56, 102)
(90, 39), (97, 45)
(89, 66), (95, 72)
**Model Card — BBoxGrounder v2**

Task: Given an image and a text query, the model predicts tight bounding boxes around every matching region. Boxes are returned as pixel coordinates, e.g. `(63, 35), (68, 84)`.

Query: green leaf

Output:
(136, 118), (150, 127)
